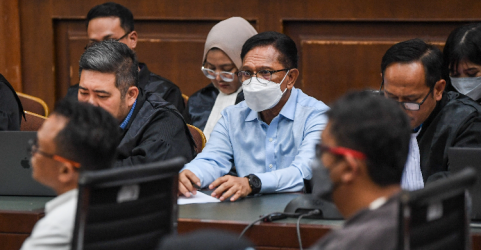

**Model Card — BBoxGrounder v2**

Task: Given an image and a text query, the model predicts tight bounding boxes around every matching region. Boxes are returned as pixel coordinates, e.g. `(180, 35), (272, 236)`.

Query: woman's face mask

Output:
(450, 76), (481, 101)
(450, 59), (481, 101)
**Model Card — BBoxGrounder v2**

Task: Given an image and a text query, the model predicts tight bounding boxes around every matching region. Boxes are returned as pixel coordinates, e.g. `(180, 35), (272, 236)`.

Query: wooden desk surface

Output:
(2, 193), (481, 250)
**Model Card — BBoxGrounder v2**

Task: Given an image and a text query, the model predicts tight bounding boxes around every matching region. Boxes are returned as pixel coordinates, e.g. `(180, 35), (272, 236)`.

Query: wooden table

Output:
(0, 196), (50, 250)
(2, 193), (481, 250)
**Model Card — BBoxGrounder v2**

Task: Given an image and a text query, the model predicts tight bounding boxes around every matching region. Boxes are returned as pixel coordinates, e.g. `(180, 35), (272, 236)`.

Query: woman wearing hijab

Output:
(443, 23), (481, 103)
(183, 17), (257, 141)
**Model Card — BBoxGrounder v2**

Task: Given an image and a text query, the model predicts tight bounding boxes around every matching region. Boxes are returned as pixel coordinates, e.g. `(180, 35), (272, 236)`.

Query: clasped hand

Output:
(178, 170), (252, 202)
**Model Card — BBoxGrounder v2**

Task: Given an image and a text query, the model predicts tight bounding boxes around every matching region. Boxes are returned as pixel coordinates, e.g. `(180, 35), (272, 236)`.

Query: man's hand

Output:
(178, 170), (201, 197)
(209, 175), (252, 202)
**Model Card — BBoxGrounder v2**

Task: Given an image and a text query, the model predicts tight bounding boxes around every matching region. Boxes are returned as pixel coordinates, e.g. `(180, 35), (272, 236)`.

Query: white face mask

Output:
(242, 70), (289, 112)
(450, 76), (481, 101)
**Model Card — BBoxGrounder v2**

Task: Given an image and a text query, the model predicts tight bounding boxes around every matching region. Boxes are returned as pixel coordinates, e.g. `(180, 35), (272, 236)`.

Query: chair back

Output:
(16, 92), (49, 116)
(71, 157), (186, 250)
(187, 124), (206, 154)
(20, 111), (46, 131)
(398, 167), (476, 250)
(182, 94), (189, 107)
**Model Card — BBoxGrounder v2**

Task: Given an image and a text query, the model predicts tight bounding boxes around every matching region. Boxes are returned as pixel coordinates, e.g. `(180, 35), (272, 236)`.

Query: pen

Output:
(191, 182), (201, 190)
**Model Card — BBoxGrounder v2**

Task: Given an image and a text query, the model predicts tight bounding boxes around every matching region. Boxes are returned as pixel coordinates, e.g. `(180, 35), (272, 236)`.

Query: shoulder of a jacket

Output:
(445, 93), (481, 115)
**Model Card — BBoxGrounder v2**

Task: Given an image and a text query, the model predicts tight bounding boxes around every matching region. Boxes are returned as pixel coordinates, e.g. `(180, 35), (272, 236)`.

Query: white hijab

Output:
(202, 17), (257, 140)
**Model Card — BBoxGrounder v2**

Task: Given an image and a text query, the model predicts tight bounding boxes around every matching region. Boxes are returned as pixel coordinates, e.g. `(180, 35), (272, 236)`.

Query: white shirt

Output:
(203, 87), (243, 141)
(20, 189), (78, 250)
(401, 130), (424, 191)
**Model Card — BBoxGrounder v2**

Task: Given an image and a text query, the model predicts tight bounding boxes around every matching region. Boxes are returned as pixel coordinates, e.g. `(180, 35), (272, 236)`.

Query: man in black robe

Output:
(381, 38), (481, 183)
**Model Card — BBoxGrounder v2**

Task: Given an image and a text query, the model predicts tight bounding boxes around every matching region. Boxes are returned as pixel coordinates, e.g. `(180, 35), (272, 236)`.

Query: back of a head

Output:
(86, 2), (134, 33)
(79, 40), (138, 97)
(53, 98), (120, 171)
(381, 38), (444, 89)
(443, 23), (481, 77)
(241, 31), (298, 69)
(327, 91), (411, 186)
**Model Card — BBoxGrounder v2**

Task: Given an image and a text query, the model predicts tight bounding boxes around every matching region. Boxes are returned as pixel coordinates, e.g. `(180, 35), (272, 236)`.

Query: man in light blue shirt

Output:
(179, 31), (329, 202)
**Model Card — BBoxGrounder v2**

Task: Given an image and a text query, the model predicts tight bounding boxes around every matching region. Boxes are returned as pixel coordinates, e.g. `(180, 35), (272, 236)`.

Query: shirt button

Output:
(269, 164), (273, 168)
(269, 138), (273, 142)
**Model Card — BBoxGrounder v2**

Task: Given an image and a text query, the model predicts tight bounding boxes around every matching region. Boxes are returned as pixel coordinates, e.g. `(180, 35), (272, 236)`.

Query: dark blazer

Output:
(115, 89), (195, 167)
(183, 83), (244, 130)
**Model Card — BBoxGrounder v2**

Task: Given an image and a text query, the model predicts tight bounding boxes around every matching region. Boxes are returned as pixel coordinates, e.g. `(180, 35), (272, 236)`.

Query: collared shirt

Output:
(182, 87), (329, 193)
(20, 189), (78, 250)
(120, 100), (137, 130)
(401, 129), (424, 191)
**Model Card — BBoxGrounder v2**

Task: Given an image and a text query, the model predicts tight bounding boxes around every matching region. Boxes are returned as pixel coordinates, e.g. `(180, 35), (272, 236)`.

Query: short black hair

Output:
(241, 31), (298, 69)
(86, 2), (134, 33)
(79, 40), (138, 98)
(381, 38), (444, 89)
(443, 23), (481, 76)
(52, 98), (120, 171)
(326, 91), (411, 186)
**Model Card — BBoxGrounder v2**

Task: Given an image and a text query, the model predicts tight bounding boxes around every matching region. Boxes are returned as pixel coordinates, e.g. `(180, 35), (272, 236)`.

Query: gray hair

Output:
(79, 40), (138, 98)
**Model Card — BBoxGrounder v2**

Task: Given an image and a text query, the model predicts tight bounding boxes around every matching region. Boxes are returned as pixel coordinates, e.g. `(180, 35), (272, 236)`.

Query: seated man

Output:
(0, 74), (23, 130)
(310, 91), (411, 250)
(78, 41), (195, 167)
(381, 38), (481, 185)
(66, 2), (185, 113)
(179, 31), (329, 201)
(20, 99), (120, 250)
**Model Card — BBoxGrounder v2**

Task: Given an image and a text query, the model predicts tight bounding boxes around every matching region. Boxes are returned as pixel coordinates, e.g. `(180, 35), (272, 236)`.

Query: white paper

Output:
(177, 192), (220, 205)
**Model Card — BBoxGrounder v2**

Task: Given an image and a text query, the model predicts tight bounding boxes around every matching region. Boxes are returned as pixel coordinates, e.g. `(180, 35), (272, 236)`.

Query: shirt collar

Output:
(45, 189), (78, 214)
(120, 100), (137, 130)
(279, 87), (297, 121)
(369, 196), (387, 210)
(245, 87), (298, 122)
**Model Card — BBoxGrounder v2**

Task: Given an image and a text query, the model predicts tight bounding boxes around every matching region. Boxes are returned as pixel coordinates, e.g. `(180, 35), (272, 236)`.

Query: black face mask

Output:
(311, 158), (338, 202)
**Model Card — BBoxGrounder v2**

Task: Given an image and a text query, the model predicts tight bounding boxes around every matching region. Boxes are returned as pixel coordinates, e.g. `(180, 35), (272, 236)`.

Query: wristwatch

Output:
(245, 174), (262, 195)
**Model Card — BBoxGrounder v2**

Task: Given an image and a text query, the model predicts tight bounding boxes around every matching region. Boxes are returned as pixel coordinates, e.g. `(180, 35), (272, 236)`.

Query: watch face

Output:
(248, 175), (261, 194)
(251, 176), (261, 188)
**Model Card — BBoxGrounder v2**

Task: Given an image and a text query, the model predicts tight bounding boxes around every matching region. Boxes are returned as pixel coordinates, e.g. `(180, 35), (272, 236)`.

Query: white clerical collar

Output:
(369, 196), (387, 210)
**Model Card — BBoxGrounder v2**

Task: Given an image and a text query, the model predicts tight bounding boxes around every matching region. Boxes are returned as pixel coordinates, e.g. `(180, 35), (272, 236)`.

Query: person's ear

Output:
(57, 163), (78, 185)
(125, 86), (139, 107)
(340, 155), (361, 184)
(127, 31), (138, 50)
(433, 79), (446, 101)
(285, 68), (299, 90)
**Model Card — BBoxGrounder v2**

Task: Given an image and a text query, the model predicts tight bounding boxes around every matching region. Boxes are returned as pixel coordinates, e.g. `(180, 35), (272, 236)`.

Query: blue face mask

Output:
(450, 76), (481, 101)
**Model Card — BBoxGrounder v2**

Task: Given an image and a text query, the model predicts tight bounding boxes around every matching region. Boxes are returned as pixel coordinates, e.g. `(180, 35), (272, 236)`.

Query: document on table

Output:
(177, 192), (220, 205)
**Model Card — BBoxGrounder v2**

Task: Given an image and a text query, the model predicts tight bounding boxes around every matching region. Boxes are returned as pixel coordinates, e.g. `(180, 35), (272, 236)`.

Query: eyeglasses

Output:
(238, 69), (290, 85)
(315, 144), (366, 160)
(84, 31), (132, 50)
(380, 81), (433, 111)
(28, 139), (81, 168)
(201, 66), (236, 82)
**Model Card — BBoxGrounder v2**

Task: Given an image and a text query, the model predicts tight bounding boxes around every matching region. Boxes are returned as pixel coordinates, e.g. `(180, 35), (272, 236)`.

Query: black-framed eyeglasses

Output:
(380, 81), (434, 111)
(315, 144), (366, 160)
(201, 66), (236, 82)
(84, 31), (132, 50)
(238, 69), (290, 85)
(28, 139), (81, 168)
